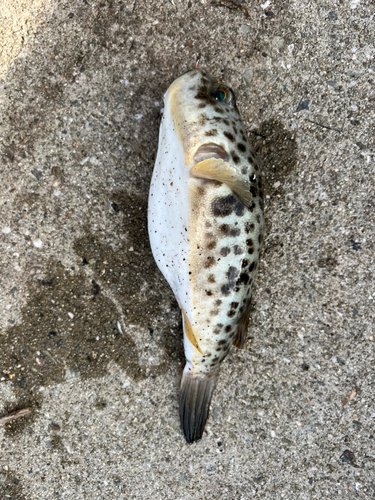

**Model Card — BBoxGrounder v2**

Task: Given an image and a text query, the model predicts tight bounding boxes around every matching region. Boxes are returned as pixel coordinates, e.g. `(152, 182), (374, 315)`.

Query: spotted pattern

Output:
(205, 129), (218, 137)
(164, 69), (264, 377)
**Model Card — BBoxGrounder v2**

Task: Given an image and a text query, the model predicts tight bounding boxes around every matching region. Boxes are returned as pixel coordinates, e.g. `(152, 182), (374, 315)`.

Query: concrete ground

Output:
(0, 0), (374, 498)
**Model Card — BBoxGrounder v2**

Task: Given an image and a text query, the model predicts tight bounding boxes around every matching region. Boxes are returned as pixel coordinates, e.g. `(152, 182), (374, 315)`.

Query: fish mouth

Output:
(193, 143), (228, 164)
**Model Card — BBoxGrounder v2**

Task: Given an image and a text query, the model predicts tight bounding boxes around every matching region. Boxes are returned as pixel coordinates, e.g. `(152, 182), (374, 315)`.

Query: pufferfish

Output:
(148, 69), (264, 443)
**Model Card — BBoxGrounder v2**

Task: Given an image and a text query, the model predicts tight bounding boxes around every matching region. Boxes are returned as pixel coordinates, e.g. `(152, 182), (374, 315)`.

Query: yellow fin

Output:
(191, 158), (252, 208)
(180, 306), (203, 355)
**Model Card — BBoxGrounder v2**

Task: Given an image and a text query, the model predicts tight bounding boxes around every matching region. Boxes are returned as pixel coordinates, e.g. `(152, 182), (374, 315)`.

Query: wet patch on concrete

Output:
(249, 119), (298, 200)
(0, 468), (27, 500)
(73, 190), (185, 364)
(0, 401), (39, 437)
(0, 252), (181, 411)
(0, 259), (141, 409)
(0, 188), (185, 434)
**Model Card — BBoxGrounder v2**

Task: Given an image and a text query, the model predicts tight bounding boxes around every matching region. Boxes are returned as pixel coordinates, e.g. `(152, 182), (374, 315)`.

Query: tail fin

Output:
(179, 368), (218, 443)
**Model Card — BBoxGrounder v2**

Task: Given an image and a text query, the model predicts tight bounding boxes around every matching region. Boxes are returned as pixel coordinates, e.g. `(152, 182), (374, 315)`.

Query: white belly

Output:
(148, 98), (192, 324)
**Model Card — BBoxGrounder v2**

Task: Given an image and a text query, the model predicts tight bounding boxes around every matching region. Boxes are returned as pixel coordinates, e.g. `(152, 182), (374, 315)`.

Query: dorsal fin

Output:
(191, 158), (252, 208)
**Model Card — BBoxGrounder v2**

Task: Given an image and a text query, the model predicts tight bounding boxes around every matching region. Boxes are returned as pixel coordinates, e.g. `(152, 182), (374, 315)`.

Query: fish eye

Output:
(212, 85), (235, 105)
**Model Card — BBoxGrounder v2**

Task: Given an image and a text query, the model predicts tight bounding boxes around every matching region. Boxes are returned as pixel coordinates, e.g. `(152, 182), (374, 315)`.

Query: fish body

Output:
(148, 70), (264, 442)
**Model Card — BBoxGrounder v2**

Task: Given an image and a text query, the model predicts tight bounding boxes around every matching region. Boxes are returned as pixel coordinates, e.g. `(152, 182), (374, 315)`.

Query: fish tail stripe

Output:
(179, 370), (218, 443)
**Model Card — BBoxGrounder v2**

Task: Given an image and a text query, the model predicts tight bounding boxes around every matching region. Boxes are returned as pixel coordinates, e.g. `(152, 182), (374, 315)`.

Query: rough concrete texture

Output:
(0, 0), (374, 498)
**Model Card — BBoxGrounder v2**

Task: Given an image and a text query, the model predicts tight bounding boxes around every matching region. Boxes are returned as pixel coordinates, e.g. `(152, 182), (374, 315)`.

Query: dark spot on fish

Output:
(196, 186), (205, 197)
(218, 339), (226, 346)
(195, 85), (209, 101)
(206, 352), (212, 357)
(239, 273), (250, 285)
(210, 309), (219, 316)
(248, 201), (256, 212)
(231, 302), (239, 310)
(234, 202), (245, 217)
(198, 114), (209, 126)
(207, 240), (217, 250)
(230, 228), (241, 237)
(227, 310), (236, 318)
(231, 152), (240, 164)
(204, 256), (216, 268)
(213, 106), (224, 114)
(247, 156), (254, 164)
(232, 125), (238, 135)
(224, 131), (235, 142)
(220, 246), (231, 257)
(221, 284), (230, 296)
(226, 266), (239, 288)
(250, 186), (258, 197)
(205, 290), (213, 296)
(233, 245), (243, 255)
(215, 299), (222, 306)
(205, 129), (218, 137)
(258, 233), (263, 244)
(245, 222), (255, 233)
(248, 247), (254, 255)
(257, 214), (261, 224)
(208, 274), (216, 283)
(223, 119), (230, 126)
(198, 103), (206, 109)
(241, 259), (249, 268)
(246, 238), (254, 247)
(249, 262), (255, 272)
(224, 325), (232, 333)
(241, 167), (248, 175)
(237, 143), (246, 152)
(205, 221), (212, 228)
(212, 195), (237, 217)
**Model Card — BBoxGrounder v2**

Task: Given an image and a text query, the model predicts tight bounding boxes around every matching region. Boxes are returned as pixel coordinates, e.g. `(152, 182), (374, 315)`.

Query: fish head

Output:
(166, 69), (248, 169)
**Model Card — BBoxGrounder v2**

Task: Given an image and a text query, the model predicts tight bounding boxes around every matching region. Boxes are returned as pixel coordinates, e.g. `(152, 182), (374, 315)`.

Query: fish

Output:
(148, 69), (264, 443)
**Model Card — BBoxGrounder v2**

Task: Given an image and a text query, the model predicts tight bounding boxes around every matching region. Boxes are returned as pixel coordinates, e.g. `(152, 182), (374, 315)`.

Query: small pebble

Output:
(31, 169), (43, 180)
(296, 99), (310, 112)
(51, 423), (60, 432)
(328, 11), (338, 21)
(340, 450), (354, 463)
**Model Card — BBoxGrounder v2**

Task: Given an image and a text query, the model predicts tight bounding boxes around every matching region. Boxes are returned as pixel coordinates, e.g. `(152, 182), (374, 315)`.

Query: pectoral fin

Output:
(180, 306), (203, 355)
(191, 158), (252, 208)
